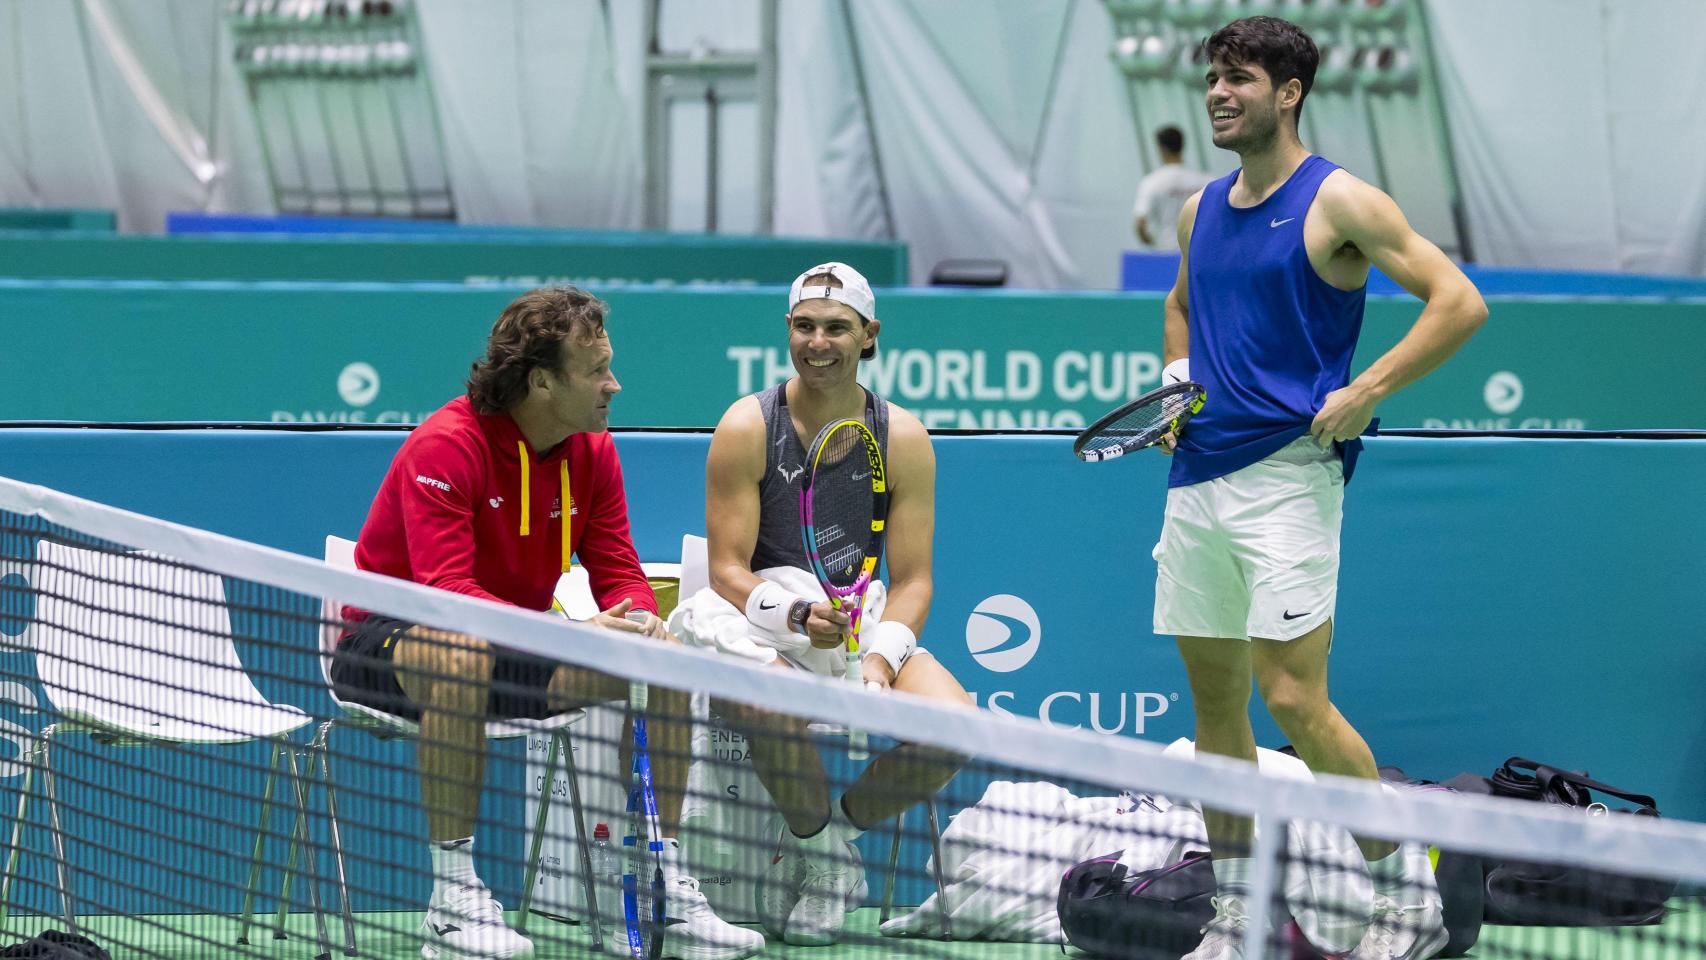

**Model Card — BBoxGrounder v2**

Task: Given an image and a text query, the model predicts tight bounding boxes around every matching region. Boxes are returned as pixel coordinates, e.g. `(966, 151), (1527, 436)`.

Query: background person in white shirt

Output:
(1134, 125), (1216, 251)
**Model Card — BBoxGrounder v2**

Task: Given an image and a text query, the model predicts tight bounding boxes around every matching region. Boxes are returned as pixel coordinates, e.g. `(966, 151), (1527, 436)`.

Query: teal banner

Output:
(0, 230), (907, 286)
(1, 280), (1701, 429)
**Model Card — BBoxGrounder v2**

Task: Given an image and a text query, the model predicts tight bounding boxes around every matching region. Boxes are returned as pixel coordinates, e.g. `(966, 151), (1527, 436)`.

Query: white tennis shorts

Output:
(1153, 436), (1344, 642)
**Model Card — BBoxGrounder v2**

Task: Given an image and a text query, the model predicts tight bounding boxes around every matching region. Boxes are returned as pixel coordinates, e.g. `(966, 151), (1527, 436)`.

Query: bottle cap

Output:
(593, 822), (610, 840)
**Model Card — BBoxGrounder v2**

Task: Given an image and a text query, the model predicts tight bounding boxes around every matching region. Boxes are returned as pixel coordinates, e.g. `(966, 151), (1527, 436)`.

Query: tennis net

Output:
(0, 473), (1703, 960)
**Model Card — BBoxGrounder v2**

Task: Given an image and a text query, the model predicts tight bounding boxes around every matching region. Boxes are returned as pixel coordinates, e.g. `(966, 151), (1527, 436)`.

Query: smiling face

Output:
(1206, 56), (1297, 154)
(786, 297), (875, 389)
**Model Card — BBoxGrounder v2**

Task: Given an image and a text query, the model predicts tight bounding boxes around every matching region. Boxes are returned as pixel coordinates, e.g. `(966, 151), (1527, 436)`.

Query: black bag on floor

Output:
(1058, 850), (1216, 959)
(0, 929), (110, 959)
(1449, 758), (1674, 927)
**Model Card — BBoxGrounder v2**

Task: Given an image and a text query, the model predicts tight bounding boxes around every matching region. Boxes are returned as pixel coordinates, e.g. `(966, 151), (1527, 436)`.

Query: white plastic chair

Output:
(676, 534), (952, 938)
(294, 536), (603, 954)
(0, 540), (317, 941)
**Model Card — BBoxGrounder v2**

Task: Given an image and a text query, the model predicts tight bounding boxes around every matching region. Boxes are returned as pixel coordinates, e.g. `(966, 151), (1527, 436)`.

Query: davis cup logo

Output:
(1483, 371), (1522, 416)
(338, 362), (381, 408)
(966, 595), (1041, 673)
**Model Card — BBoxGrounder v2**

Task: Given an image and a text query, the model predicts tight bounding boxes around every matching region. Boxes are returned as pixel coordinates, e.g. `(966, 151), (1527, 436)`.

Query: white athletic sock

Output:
(1367, 847), (1408, 900)
(1211, 856), (1253, 901)
(430, 836), (478, 895)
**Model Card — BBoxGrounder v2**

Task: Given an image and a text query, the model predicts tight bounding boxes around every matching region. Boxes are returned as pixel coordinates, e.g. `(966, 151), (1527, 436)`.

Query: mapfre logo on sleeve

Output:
(414, 474), (451, 492)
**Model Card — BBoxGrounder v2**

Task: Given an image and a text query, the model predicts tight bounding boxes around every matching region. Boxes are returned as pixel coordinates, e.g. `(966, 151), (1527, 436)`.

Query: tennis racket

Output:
(622, 679), (665, 960)
(1073, 381), (1207, 462)
(799, 417), (889, 761)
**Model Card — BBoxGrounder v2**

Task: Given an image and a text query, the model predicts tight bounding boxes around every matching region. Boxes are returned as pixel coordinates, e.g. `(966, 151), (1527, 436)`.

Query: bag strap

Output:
(1533, 764), (1659, 814)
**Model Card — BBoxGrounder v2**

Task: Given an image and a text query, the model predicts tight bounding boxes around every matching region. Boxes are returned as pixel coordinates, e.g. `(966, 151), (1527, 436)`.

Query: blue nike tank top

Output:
(1169, 154), (1368, 488)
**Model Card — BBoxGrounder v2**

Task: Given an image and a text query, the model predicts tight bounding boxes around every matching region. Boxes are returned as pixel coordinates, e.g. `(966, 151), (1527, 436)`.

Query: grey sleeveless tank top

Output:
(751, 382), (889, 573)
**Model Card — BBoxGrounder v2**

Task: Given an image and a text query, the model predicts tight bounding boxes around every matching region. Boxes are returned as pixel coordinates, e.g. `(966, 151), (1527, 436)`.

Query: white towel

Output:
(668, 565), (886, 678)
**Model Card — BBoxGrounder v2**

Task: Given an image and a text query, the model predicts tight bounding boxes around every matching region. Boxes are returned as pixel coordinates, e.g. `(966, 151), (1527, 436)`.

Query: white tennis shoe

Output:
(783, 828), (860, 946)
(756, 817), (807, 938)
(1183, 895), (1250, 960)
(600, 841), (762, 960)
(420, 881), (534, 960)
(659, 843), (765, 960)
(1354, 892), (1449, 960)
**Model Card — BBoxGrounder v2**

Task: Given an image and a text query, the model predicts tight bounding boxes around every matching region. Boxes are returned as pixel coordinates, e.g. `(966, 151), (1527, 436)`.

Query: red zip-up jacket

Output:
(350, 396), (656, 618)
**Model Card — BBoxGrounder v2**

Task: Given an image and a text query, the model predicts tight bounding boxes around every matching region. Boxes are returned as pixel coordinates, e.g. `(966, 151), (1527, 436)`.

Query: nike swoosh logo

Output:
(759, 601), (777, 610)
(665, 918), (688, 926)
(1282, 610), (1310, 620)
(430, 922), (461, 936)
(1270, 217), (1295, 228)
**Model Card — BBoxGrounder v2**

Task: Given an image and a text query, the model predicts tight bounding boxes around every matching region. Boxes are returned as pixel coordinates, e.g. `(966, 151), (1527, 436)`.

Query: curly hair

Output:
(466, 286), (609, 414)
(1202, 16), (1320, 125)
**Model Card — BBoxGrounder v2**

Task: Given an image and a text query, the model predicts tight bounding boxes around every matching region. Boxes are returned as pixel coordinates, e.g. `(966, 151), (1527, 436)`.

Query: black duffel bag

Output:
(1058, 851), (1217, 959)
(1453, 757), (1674, 927)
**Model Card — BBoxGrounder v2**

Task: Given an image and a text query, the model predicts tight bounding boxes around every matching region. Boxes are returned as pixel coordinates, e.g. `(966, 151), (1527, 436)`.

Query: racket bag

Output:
(1057, 851), (1217, 959)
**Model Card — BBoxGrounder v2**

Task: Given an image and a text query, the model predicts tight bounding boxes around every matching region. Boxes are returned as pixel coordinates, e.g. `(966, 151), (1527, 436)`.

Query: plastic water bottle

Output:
(590, 822), (620, 891)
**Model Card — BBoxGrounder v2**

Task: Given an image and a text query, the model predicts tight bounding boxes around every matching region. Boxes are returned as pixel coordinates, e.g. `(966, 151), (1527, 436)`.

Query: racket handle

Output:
(845, 651), (868, 760)
(629, 681), (648, 713)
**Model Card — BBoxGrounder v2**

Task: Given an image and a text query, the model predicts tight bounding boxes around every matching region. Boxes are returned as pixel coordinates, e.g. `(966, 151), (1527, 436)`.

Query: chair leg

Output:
(560, 727), (604, 951)
(274, 751), (308, 940)
(517, 731), (562, 933)
(880, 807), (905, 923)
(39, 725), (77, 935)
(312, 722), (358, 955)
(925, 798), (952, 941)
(237, 739), (286, 945)
(284, 745), (333, 957)
(0, 729), (42, 930)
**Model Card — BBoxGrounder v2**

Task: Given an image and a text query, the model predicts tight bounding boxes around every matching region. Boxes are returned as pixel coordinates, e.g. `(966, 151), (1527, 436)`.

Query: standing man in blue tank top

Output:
(703, 263), (972, 947)
(1152, 17), (1487, 960)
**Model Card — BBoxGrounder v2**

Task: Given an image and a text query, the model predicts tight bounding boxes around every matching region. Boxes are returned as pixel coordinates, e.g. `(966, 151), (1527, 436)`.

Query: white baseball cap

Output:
(788, 261), (878, 359)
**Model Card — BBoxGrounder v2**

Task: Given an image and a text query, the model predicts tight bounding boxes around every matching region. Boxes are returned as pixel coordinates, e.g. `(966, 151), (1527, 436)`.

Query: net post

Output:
(1243, 812), (1287, 960)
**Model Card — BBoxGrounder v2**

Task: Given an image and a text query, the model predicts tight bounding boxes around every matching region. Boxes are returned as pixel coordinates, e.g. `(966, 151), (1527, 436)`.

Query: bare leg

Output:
(841, 655), (971, 829)
(1176, 635), (1259, 863)
(393, 629), (494, 841)
(711, 675), (830, 837)
(1253, 619), (1396, 861)
(544, 664), (693, 836)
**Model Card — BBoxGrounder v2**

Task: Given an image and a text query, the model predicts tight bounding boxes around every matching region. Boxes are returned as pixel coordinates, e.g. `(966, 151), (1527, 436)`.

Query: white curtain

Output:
(2, 0), (1702, 280)
(417, 0), (642, 228)
(1427, 0), (1706, 275)
(0, 0), (271, 231)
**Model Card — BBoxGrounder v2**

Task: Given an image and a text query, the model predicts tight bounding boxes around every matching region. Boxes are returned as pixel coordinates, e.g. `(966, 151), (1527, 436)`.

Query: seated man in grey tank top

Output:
(703, 262), (974, 947)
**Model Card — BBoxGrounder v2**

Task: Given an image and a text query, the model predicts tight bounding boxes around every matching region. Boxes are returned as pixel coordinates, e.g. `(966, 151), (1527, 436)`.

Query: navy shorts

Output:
(330, 615), (562, 723)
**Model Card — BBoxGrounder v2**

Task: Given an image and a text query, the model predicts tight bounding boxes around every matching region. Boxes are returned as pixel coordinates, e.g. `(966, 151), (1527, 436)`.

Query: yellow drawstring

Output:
(560, 460), (572, 573)
(517, 441), (531, 536)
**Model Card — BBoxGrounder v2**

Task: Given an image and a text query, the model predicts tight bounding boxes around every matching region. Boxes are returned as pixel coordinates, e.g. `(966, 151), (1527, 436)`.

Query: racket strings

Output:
(1081, 391), (1198, 452)
(808, 423), (877, 588)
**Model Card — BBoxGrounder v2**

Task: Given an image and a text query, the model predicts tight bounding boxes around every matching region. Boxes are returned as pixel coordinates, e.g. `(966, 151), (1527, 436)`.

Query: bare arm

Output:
(705, 396), (772, 609)
(859, 405), (934, 687)
(1311, 174), (1489, 445)
(704, 396), (849, 644)
(1162, 190), (1201, 367)
(1135, 214), (1154, 247)
(878, 407), (934, 637)
(1156, 191), (1201, 454)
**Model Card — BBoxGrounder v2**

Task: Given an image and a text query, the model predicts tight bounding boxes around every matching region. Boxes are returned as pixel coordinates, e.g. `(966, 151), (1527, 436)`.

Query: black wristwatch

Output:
(787, 598), (813, 635)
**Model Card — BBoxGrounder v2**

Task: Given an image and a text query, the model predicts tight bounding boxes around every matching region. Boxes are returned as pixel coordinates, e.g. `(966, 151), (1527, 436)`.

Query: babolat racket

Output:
(1074, 381), (1207, 462)
(622, 677), (665, 960)
(799, 417), (889, 760)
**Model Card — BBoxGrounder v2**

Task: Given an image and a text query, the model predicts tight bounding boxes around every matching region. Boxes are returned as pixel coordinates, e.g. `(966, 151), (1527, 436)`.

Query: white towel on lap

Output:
(668, 565), (885, 678)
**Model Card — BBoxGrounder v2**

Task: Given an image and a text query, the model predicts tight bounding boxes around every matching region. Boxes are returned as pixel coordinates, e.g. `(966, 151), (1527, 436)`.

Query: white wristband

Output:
(744, 579), (807, 635)
(865, 620), (916, 675)
(1162, 357), (1190, 385)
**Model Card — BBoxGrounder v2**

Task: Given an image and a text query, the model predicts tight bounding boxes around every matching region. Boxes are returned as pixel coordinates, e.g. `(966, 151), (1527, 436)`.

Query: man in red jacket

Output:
(334, 287), (761, 960)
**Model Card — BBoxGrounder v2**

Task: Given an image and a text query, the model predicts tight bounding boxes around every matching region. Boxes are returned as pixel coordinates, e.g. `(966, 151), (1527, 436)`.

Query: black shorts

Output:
(330, 615), (562, 723)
